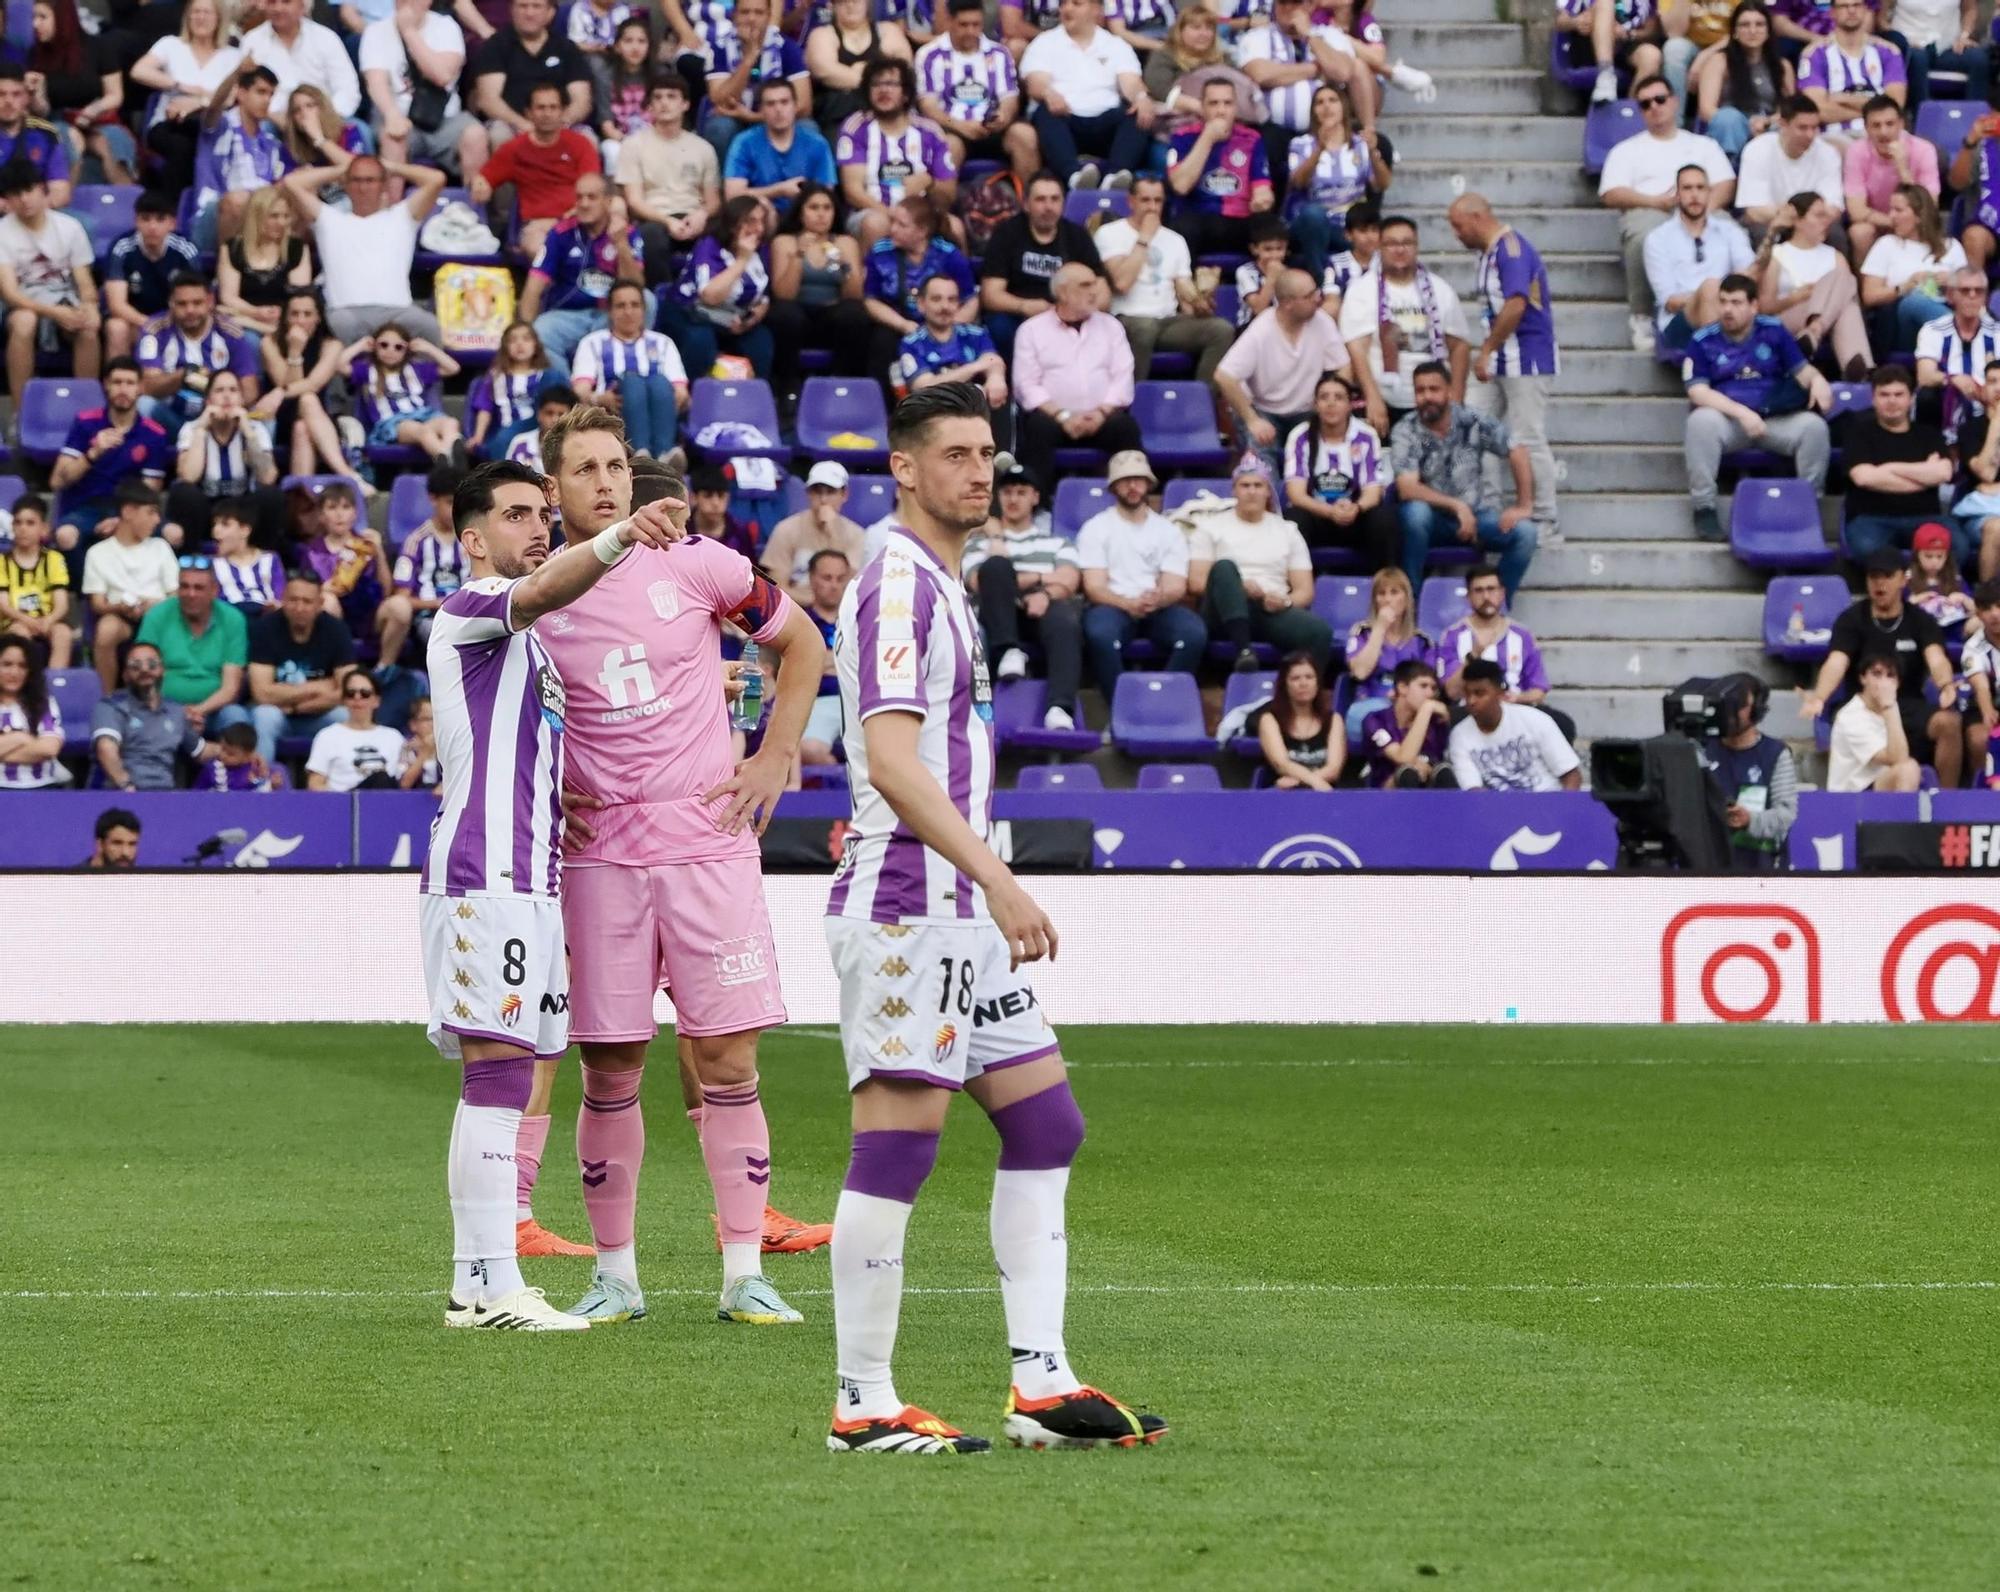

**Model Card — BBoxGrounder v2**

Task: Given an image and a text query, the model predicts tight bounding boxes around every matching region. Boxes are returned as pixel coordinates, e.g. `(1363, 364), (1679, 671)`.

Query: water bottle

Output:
(1787, 604), (1806, 642)
(732, 642), (764, 732)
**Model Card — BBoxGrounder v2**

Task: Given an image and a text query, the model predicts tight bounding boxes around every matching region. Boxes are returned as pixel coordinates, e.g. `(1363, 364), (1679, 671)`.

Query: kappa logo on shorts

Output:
(452, 936), (473, 953)
(452, 1000), (473, 1019)
(648, 579), (681, 621)
(455, 904), (476, 920)
(452, 969), (474, 988)
(713, 936), (770, 988)
(878, 925), (914, 939)
(877, 997), (913, 1018)
(877, 957), (912, 977)
(877, 1037), (910, 1058)
(499, 993), (523, 1027)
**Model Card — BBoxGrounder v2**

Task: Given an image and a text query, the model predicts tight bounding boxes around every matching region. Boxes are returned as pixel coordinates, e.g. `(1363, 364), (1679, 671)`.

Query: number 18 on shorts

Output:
(824, 918), (1059, 1090)
(420, 895), (571, 1061)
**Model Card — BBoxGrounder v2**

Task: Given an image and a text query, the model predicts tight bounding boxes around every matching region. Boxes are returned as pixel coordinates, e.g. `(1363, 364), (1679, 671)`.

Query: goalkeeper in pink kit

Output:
(532, 406), (830, 1325)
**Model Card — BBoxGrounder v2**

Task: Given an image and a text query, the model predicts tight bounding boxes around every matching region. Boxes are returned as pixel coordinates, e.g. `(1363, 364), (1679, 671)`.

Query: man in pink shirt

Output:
(1013, 261), (1141, 492)
(530, 405), (830, 1328)
(1843, 95), (1939, 262)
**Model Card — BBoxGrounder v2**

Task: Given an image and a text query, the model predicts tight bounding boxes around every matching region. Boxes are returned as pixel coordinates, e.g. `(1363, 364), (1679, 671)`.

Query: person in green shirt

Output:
(134, 557), (248, 730)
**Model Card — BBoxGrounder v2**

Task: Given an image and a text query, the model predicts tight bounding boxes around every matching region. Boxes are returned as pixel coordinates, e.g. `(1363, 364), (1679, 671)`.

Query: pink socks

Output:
(576, 1063), (644, 1253)
(700, 1078), (771, 1273)
(515, 1113), (550, 1222)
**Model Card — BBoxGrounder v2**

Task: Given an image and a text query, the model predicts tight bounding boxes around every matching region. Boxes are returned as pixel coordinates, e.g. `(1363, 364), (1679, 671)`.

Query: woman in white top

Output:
(131, 0), (242, 190)
(1756, 190), (1872, 379)
(305, 669), (411, 792)
(1826, 655), (1922, 792)
(0, 635), (65, 789)
(1859, 183), (1967, 353)
(1185, 454), (1335, 675)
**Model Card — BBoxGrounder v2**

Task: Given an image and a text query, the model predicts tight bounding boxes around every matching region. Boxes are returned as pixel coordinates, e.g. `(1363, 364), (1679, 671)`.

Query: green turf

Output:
(4, 1023), (1998, 1590)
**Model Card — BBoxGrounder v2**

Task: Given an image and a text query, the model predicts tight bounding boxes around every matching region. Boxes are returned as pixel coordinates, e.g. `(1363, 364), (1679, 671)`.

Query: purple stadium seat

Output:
(1212, 284), (1239, 324)
(1161, 477), (1232, 512)
(413, 188), (505, 269)
(1223, 669), (1275, 757)
(1730, 479), (1834, 570)
(797, 377), (889, 467)
(1315, 575), (1372, 645)
(1136, 762), (1222, 791)
(1016, 763), (1103, 792)
(845, 472), (897, 527)
(687, 377), (789, 463)
(1549, 28), (1602, 94)
(799, 763), (850, 790)
(1064, 190), (1130, 226)
(1827, 382), (1872, 419)
(1208, 638), (1280, 666)
(1917, 100), (1979, 158)
(1052, 477), (1110, 539)
(992, 678), (1099, 755)
(20, 378), (102, 465)
(388, 472), (433, 549)
(1763, 575), (1850, 663)
(1584, 101), (1641, 176)
(46, 669), (100, 755)
(3, 0), (28, 50)
(0, 474), (23, 510)
(1418, 574), (1470, 637)
(1310, 545), (1368, 573)
(1131, 381), (1230, 471)
(1150, 350), (1194, 377)
(1111, 671), (1212, 758)
(1050, 445), (1108, 475)
(73, 185), (139, 258)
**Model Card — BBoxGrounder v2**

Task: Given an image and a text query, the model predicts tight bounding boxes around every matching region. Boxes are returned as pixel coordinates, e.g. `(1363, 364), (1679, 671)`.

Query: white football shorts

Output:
(420, 894), (570, 1061)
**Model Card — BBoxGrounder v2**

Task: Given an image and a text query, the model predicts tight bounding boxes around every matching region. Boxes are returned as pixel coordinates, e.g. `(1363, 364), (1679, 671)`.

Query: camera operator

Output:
(1702, 673), (1797, 869)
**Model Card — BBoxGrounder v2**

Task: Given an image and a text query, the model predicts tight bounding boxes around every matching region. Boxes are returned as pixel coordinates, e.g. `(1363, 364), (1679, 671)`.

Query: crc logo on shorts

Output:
(498, 993), (523, 1027)
(1660, 906), (1821, 1023)
(933, 1023), (957, 1061)
(876, 639), (916, 689)
(648, 579), (680, 621)
(713, 936), (770, 988)
(877, 996), (913, 1019)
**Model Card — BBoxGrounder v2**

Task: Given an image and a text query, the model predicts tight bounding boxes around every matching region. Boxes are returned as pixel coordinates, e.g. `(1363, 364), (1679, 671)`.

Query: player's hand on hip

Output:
(988, 876), (1057, 970)
(560, 786), (604, 848)
(703, 751), (788, 836)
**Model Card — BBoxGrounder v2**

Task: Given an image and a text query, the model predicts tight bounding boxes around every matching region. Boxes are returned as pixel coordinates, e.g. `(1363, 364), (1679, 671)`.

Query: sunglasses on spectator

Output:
(344, 685), (378, 700)
(179, 555), (213, 570)
(1638, 94), (1672, 108)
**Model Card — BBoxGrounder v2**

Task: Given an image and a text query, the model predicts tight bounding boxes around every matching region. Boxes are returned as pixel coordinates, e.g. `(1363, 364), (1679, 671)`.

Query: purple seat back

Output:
(1222, 670), (1276, 717)
(689, 377), (782, 441)
(73, 185), (140, 257)
(1136, 763), (1222, 791)
(1162, 477), (1232, 512)
(1131, 380), (1228, 466)
(1315, 575), (1373, 643)
(1584, 101), (1641, 176)
(797, 377), (889, 457)
(388, 472), (433, 549)
(1730, 478), (1833, 569)
(1549, 28), (1601, 93)
(1763, 575), (1851, 660)
(1111, 671), (1205, 739)
(1418, 574), (1470, 638)
(1016, 763), (1103, 792)
(0, 474), (23, 510)
(46, 668), (100, 748)
(20, 379), (102, 463)
(846, 473), (897, 527)
(1827, 382), (1873, 419)
(1916, 100), (1977, 157)
(1064, 190), (1130, 226)
(1052, 477), (1110, 539)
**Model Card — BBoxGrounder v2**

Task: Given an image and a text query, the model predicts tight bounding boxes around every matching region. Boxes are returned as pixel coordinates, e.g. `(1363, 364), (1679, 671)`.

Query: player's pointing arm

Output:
(506, 496), (686, 627)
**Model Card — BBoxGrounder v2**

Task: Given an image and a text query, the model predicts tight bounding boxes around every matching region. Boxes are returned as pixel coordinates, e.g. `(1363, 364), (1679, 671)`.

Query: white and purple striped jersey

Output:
(828, 527), (996, 926)
(1105, 0), (1173, 32)
(572, 328), (690, 390)
(422, 577), (566, 901)
(1324, 248), (1370, 301)
(1283, 417), (1383, 500)
(834, 112), (956, 206)
(394, 527), (469, 601)
(179, 417), (272, 496)
(1913, 311), (2000, 438)
(567, 0), (634, 47)
(470, 369), (545, 432)
(216, 549), (284, 608)
(1233, 23), (1352, 131)
(352, 359), (438, 433)
(1476, 226), (1560, 378)
(506, 430), (544, 472)
(915, 35), (1018, 124)
(0, 697), (62, 787)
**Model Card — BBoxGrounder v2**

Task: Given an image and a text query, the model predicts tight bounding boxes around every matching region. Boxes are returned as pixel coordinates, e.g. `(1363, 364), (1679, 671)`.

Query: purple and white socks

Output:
(990, 1083), (1087, 1400)
(450, 1057), (533, 1302)
(831, 1128), (940, 1420)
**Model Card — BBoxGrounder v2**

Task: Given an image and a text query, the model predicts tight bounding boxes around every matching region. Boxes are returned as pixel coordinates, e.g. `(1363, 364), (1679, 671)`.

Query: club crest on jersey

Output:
(648, 579), (681, 621)
(933, 1023), (957, 1061)
(499, 993), (523, 1027)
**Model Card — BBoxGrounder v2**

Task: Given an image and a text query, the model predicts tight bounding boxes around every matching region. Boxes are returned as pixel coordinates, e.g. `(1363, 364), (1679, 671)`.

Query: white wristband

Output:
(591, 523), (631, 566)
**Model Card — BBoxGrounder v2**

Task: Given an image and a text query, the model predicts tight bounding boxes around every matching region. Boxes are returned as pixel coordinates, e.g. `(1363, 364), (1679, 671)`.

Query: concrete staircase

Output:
(1377, 0), (1811, 746)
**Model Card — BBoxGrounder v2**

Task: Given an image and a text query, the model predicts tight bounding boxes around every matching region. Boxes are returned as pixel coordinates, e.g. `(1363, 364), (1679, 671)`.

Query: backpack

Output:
(958, 169), (1022, 259)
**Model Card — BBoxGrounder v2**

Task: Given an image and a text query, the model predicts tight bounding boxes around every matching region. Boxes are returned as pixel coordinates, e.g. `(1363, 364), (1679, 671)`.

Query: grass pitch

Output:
(4, 1022), (1997, 1590)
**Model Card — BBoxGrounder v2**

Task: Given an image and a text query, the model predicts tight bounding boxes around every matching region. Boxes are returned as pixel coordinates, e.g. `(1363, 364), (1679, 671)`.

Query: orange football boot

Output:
(515, 1218), (595, 1258)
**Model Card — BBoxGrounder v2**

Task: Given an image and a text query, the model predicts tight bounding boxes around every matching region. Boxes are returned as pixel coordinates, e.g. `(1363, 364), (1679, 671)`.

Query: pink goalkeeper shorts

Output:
(563, 855), (787, 1042)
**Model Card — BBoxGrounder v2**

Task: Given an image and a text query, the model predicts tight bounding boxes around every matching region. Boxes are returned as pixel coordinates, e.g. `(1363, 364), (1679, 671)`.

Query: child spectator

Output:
(210, 503), (285, 614)
(343, 324), (465, 464)
(102, 192), (200, 361)
(1359, 657), (1454, 788)
(596, 17), (655, 166)
(398, 694), (441, 793)
(194, 719), (285, 790)
(467, 321), (556, 461)
(1323, 199), (1381, 317)
(300, 483), (392, 651)
(1235, 213), (1291, 330)
(1827, 652), (1923, 791)
(1906, 521), (1975, 636)
(507, 383), (579, 472)
(0, 495), (72, 669)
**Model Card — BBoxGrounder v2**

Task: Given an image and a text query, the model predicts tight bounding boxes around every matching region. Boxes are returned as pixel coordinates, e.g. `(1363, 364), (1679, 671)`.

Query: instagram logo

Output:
(1880, 905), (2000, 1022)
(1660, 906), (1822, 1023)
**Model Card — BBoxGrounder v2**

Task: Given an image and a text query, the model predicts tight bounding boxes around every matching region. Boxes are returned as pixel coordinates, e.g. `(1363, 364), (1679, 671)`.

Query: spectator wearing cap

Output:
(1215, 268), (1354, 485)
(1682, 272), (1833, 542)
(1092, 172), (1234, 384)
(968, 462), (1086, 731)
(1187, 453), (1332, 674)
(1391, 362), (1539, 602)
(1804, 545), (1965, 786)
(1825, 651), (1923, 791)
(1842, 361), (1955, 562)
(0, 157), (98, 404)
(1014, 261), (1142, 493)
(1018, 0), (1154, 190)
(688, 465), (762, 563)
(91, 640), (220, 791)
(282, 153), (448, 344)
(1446, 656), (1582, 792)
(86, 806), (141, 867)
(387, 464), (472, 658)
(1076, 449), (1207, 694)
(761, 460), (866, 604)
(225, 570), (356, 763)
(134, 556), (248, 730)
(1597, 75), (1733, 355)
(81, 484), (175, 693)
(977, 170), (1104, 362)
(1432, 562), (1574, 744)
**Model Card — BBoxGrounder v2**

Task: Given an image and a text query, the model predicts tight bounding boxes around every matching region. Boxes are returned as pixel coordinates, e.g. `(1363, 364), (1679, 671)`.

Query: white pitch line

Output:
(3, 1281), (1992, 1303)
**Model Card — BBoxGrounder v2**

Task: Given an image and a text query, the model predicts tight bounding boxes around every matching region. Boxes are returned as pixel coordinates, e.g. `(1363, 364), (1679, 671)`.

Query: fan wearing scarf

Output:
(1335, 215), (1471, 441)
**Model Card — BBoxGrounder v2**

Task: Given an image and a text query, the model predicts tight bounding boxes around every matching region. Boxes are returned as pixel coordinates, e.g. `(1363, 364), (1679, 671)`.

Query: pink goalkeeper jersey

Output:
(532, 532), (796, 868)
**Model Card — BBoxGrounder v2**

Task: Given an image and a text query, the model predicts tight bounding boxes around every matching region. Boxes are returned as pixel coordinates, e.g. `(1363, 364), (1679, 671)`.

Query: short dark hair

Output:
(135, 189), (178, 219)
(1779, 93), (1819, 121)
(169, 270), (212, 296)
(1862, 93), (1902, 120)
(527, 80), (564, 102)
(648, 73), (688, 98)
(95, 807), (140, 840)
(1718, 272), (1758, 298)
(238, 64), (279, 90)
(1128, 171), (1166, 196)
(1379, 214), (1418, 238)
(889, 381), (993, 454)
(1975, 576), (2000, 609)
(1859, 650), (1900, 675)
(102, 356), (142, 383)
(285, 569), (323, 589)
(1466, 564), (1503, 589)
(689, 464), (732, 495)
(211, 500), (255, 528)
(1675, 163), (1710, 185)
(1391, 657), (1438, 688)
(344, 667), (379, 697)
(1345, 200), (1382, 232)
(630, 456), (687, 509)
(115, 480), (160, 511)
(0, 64), (23, 85)
(0, 159), (44, 199)
(454, 459), (548, 532)
(219, 721), (258, 752)
(1631, 73), (1670, 98)
(607, 277), (647, 304)
(537, 382), (578, 409)
(1410, 359), (1450, 385)
(13, 491), (47, 520)
(866, 56), (917, 101)
(1461, 657), (1506, 688)
(948, 0), (984, 14)
(1871, 362), (1915, 391)
(807, 547), (852, 575)
(754, 76), (795, 107)
(1026, 168), (1064, 196)
(1248, 212), (1290, 250)
(317, 481), (357, 511)
(426, 461), (467, 498)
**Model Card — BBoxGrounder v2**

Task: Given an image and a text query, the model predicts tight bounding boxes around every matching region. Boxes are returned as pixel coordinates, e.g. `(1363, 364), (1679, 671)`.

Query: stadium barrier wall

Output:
(16, 873), (2000, 1026)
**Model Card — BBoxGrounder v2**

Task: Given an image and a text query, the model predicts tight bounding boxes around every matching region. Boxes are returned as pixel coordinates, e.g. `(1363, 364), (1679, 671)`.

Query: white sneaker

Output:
(445, 1286), (590, 1332)
(1592, 66), (1617, 104)
(1539, 525), (1565, 548)
(1390, 60), (1436, 101)
(1068, 163), (1101, 192)
(997, 646), (1028, 681)
(1629, 314), (1657, 354)
(1043, 705), (1075, 731)
(1103, 170), (1133, 193)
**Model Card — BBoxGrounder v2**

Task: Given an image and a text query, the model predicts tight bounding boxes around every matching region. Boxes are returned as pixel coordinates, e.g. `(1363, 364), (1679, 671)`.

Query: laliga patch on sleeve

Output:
(876, 636), (917, 690)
